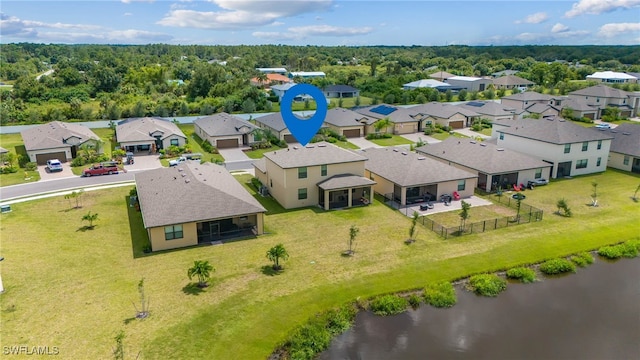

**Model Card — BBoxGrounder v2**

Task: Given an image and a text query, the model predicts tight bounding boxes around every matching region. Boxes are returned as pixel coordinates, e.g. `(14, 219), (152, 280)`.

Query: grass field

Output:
(367, 135), (413, 146)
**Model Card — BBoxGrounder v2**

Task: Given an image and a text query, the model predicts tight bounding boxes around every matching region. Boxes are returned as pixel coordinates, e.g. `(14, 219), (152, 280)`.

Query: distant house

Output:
(323, 85), (359, 98)
(491, 70), (519, 78)
(501, 91), (561, 110)
(492, 75), (534, 90)
(354, 104), (419, 135)
(360, 147), (477, 205)
(116, 117), (186, 153)
(323, 108), (372, 138)
(586, 71), (637, 84)
(270, 83), (298, 101)
(594, 124), (640, 174)
(402, 79), (454, 92)
(250, 73), (292, 88)
(491, 117), (613, 178)
(256, 67), (287, 74)
(20, 121), (101, 164)
(568, 85), (640, 119)
(459, 101), (524, 122)
(253, 112), (298, 143)
(445, 76), (493, 92)
(289, 71), (326, 79)
(135, 163), (266, 251)
(409, 102), (480, 130)
(253, 142), (375, 210)
(523, 103), (561, 119)
(193, 113), (256, 149)
(416, 138), (552, 192)
(559, 98), (598, 120)
(429, 71), (456, 82)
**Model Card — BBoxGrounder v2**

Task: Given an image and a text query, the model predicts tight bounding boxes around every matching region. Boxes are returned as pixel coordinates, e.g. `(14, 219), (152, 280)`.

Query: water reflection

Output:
(320, 258), (640, 360)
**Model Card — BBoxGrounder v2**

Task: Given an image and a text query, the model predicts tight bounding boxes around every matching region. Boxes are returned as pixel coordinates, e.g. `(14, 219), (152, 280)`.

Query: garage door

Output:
(343, 129), (361, 138)
(284, 134), (298, 143)
(35, 152), (67, 165)
(584, 113), (594, 120)
(216, 138), (239, 148)
(449, 121), (464, 129)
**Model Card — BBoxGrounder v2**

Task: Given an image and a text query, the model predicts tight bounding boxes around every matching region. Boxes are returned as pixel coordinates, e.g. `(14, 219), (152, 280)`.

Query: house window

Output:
(164, 225), (183, 240)
(457, 179), (466, 191)
(582, 141), (588, 151)
(564, 144), (571, 154)
(597, 157), (602, 167)
(298, 188), (307, 200)
(170, 139), (179, 146)
(623, 156), (629, 165)
(499, 133), (504, 140)
(298, 167), (307, 179)
(597, 140), (602, 150)
(321, 164), (327, 177)
(535, 168), (542, 179)
(270, 179), (273, 187)
(576, 159), (588, 169)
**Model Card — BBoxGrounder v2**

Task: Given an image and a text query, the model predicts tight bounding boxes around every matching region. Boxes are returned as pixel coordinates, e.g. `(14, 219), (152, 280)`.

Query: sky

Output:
(1, 0), (639, 46)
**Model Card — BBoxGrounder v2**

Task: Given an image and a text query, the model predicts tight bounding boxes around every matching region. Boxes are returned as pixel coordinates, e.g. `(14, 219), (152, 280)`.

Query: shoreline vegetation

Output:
(271, 241), (639, 359)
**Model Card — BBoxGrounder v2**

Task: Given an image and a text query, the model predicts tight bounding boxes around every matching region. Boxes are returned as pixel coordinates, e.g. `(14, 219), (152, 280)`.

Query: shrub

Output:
(506, 267), (536, 283)
(250, 177), (262, 191)
(468, 274), (507, 297)
(0, 166), (18, 174)
(25, 162), (37, 171)
(369, 294), (409, 316)
(539, 258), (576, 275)
(598, 241), (640, 259)
(408, 294), (421, 309)
(424, 281), (457, 307)
(570, 252), (594, 267)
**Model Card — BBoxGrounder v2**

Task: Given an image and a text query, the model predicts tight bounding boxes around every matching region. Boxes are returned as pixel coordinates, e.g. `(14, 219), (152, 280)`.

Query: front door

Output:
(632, 158), (640, 174)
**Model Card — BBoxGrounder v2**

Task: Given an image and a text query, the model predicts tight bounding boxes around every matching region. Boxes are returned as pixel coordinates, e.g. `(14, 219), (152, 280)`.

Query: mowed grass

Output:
(368, 135), (413, 146)
(1, 170), (638, 359)
(426, 204), (516, 227)
(0, 132), (41, 186)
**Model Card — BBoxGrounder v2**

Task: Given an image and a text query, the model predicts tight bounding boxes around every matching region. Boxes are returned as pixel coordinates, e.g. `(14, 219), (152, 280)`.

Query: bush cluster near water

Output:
(424, 281), (457, 307)
(570, 252), (595, 267)
(468, 274), (507, 297)
(284, 305), (357, 360)
(598, 240), (640, 259)
(539, 258), (576, 275)
(506, 267), (536, 283)
(369, 294), (409, 316)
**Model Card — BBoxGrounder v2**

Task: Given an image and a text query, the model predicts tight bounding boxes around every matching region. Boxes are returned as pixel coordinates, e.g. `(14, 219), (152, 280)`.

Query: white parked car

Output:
(46, 159), (63, 172)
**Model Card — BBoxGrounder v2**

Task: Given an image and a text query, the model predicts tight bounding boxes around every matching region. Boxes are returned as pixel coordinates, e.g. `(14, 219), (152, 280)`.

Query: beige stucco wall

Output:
(149, 222), (198, 251)
(28, 147), (72, 162)
(365, 169), (394, 198)
(326, 124), (363, 137)
(161, 134), (186, 149)
(607, 152), (633, 172)
(394, 122), (418, 135)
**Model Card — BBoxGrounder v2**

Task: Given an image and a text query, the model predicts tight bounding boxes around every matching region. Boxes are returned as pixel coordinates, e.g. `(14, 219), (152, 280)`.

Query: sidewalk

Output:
(453, 128), (490, 139)
(400, 132), (441, 144)
(0, 181), (136, 205)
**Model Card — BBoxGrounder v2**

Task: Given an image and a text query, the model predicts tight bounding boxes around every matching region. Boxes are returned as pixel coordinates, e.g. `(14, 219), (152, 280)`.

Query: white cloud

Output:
(158, 0), (332, 30)
(0, 13), (101, 36)
(515, 12), (548, 24)
(598, 22), (640, 37)
(551, 23), (570, 33)
(124, 12), (133, 16)
(565, 0), (640, 18)
(253, 24), (373, 41)
(271, 21), (284, 26)
(121, 0), (155, 3)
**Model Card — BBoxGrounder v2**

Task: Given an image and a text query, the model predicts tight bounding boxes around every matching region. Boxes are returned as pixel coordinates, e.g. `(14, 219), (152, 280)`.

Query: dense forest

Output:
(1, 43), (639, 125)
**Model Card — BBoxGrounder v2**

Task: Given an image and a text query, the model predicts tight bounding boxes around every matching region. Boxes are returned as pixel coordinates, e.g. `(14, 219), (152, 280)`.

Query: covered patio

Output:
(318, 174), (376, 210)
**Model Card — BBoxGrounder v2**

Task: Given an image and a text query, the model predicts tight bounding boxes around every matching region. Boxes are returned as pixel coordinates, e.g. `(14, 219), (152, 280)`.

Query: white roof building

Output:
(586, 71), (637, 84)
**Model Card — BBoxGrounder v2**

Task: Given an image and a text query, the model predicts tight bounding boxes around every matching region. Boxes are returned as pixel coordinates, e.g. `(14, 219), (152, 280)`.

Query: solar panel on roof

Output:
(370, 105), (397, 116)
(466, 101), (485, 107)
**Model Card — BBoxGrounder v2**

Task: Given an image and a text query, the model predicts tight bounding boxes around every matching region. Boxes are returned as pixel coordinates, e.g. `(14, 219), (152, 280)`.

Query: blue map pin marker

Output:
(280, 84), (327, 146)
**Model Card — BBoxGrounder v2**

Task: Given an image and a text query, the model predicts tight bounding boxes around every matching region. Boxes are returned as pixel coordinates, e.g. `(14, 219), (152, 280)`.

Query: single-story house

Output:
(492, 117), (614, 178)
(559, 98), (599, 120)
(354, 104), (419, 135)
(416, 138), (552, 192)
(360, 147), (477, 205)
(193, 113), (256, 149)
(116, 117), (186, 153)
(253, 142), (375, 210)
(270, 83), (298, 101)
(523, 103), (561, 119)
(445, 76), (493, 92)
(402, 79), (454, 92)
(323, 108), (373, 138)
(256, 67), (287, 74)
(20, 121), (101, 164)
(586, 71), (637, 84)
(594, 123), (640, 174)
(135, 162), (266, 252)
(568, 85), (640, 119)
(409, 102), (480, 130)
(459, 101), (524, 122)
(492, 75), (535, 90)
(289, 71), (326, 79)
(250, 73), (292, 88)
(323, 85), (359, 98)
(253, 112), (298, 143)
(429, 71), (456, 82)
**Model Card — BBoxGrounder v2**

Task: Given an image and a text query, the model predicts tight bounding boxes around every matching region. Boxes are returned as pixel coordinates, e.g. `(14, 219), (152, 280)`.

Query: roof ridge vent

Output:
(417, 156), (426, 160)
(185, 178), (190, 183)
(497, 148), (504, 151)
(317, 143), (326, 147)
(401, 152), (408, 155)
(480, 143), (487, 146)
(393, 148), (399, 152)
(622, 132), (630, 135)
(470, 140), (476, 144)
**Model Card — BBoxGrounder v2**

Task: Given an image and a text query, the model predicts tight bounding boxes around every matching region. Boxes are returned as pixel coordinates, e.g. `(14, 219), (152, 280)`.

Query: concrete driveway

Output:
(401, 132), (441, 144)
(37, 163), (75, 180)
(349, 137), (383, 149)
(217, 147), (252, 162)
(453, 128), (490, 139)
(121, 154), (162, 172)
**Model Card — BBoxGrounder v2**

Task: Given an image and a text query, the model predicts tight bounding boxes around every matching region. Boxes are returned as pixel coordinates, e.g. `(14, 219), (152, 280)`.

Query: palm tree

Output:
(266, 244), (289, 271)
(187, 260), (215, 288)
(374, 117), (392, 134)
(81, 211), (98, 228)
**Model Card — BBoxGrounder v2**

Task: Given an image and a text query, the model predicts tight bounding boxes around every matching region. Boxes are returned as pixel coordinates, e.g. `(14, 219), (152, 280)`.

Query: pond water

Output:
(320, 258), (640, 360)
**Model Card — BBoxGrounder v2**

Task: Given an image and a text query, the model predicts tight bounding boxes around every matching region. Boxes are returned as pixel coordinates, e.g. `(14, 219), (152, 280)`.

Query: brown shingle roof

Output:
(493, 75), (534, 87)
(135, 162), (265, 228)
(494, 117), (614, 144)
(502, 91), (554, 102)
(360, 147), (476, 187)
(21, 121), (100, 151)
(323, 108), (372, 127)
(264, 142), (366, 168)
(194, 113), (255, 137)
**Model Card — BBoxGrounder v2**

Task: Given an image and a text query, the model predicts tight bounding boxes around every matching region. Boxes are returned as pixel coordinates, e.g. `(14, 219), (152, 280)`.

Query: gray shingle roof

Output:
(354, 104), (417, 123)
(502, 91), (554, 102)
(194, 113), (255, 137)
(317, 174), (376, 190)
(459, 101), (523, 117)
(21, 121), (100, 151)
(254, 112), (287, 132)
(135, 162), (266, 228)
(324, 84), (358, 92)
(595, 123), (640, 157)
(560, 98), (598, 112)
(324, 108), (372, 127)
(359, 147), (476, 187)
(253, 157), (267, 173)
(403, 79), (450, 88)
(116, 117), (186, 143)
(525, 103), (558, 114)
(264, 142), (367, 168)
(416, 137), (552, 174)
(492, 75), (534, 87)
(494, 117), (614, 144)
(569, 85), (633, 99)
(410, 102), (480, 119)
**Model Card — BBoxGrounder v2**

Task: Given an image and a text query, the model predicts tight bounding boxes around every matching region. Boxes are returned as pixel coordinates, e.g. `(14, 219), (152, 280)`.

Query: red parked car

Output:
(82, 162), (119, 177)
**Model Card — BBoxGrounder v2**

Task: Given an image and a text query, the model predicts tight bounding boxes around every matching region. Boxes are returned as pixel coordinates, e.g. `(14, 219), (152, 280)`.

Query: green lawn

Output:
(332, 140), (359, 149)
(244, 146), (283, 159)
(177, 124), (225, 164)
(367, 135), (413, 146)
(0, 133), (41, 186)
(426, 204), (516, 227)
(1, 168), (639, 359)
(429, 131), (470, 141)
